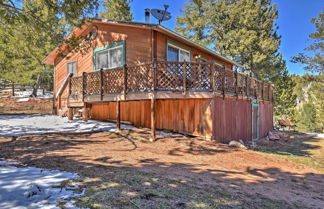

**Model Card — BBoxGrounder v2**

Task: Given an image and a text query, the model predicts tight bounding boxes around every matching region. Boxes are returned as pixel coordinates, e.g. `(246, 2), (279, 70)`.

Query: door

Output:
(251, 100), (260, 141)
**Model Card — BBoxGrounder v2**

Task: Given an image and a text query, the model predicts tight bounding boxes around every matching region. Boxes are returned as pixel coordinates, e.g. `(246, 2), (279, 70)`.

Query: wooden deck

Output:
(67, 61), (274, 105)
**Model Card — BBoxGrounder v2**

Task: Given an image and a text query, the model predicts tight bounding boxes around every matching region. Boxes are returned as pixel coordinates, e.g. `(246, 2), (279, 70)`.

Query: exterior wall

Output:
(53, 23), (153, 97)
(53, 23), (235, 99)
(155, 32), (233, 71)
(213, 96), (252, 142)
(259, 101), (274, 138)
(89, 97), (273, 142)
(89, 98), (213, 138)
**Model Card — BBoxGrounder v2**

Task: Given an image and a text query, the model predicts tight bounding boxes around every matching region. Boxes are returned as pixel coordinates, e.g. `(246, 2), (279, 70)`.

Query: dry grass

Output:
(0, 130), (323, 209)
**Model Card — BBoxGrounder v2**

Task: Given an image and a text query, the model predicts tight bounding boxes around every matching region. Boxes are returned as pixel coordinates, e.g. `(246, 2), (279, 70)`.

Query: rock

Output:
(229, 140), (246, 149)
(268, 131), (280, 140)
(257, 138), (270, 146)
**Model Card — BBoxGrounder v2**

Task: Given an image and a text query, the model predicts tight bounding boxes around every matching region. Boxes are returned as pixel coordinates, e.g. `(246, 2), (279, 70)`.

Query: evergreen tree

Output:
(100, 0), (133, 21)
(0, 0), (65, 95)
(273, 68), (297, 120)
(176, 0), (282, 81)
(292, 9), (323, 74)
(176, 0), (209, 46)
(296, 103), (317, 132)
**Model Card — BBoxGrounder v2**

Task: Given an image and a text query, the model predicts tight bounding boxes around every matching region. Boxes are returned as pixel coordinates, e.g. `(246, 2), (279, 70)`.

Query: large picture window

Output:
(94, 41), (125, 71)
(67, 61), (77, 76)
(167, 43), (191, 62)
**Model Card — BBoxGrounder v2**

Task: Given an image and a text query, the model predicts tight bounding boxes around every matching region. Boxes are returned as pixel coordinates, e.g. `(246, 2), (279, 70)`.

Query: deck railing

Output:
(69, 61), (274, 101)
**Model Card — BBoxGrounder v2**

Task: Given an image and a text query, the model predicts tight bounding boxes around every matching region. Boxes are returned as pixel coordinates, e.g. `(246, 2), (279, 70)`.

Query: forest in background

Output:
(0, 0), (323, 132)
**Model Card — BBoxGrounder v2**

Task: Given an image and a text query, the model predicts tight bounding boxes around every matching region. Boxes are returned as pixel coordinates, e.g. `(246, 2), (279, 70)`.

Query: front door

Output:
(251, 100), (260, 141)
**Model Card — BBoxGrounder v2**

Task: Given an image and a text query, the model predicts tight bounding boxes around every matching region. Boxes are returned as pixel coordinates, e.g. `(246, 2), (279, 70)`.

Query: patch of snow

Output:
(304, 132), (324, 138)
(0, 160), (83, 209)
(17, 98), (30, 102)
(0, 114), (174, 138)
(0, 114), (117, 137)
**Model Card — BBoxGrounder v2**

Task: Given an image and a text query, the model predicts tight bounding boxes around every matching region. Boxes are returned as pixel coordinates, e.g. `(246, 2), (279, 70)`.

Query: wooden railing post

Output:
(152, 60), (157, 92)
(183, 61), (187, 94)
(82, 72), (86, 102)
(261, 82), (264, 100)
(123, 64), (127, 99)
(268, 84), (271, 101)
(211, 64), (216, 92)
(100, 69), (103, 101)
(116, 99), (121, 130)
(246, 76), (249, 97)
(235, 71), (238, 98)
(222, 67), (226, 99)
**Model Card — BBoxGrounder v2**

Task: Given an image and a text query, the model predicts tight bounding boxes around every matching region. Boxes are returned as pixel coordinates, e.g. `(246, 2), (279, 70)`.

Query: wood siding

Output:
(213, 97), (252, 142)
(89, 98), (213, 138)
(259, 101), (273, 138)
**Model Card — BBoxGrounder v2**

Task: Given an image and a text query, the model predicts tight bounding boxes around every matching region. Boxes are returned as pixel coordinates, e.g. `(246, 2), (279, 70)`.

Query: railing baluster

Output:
(123, 64), (127, 99)
(183, 61), (187, 94)
(100, 69), (103, 101)
(82, 72), (86, 102)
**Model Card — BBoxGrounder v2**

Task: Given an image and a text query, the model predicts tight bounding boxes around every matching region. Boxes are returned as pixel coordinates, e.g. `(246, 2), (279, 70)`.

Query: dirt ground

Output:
(0, 130), (323, 208)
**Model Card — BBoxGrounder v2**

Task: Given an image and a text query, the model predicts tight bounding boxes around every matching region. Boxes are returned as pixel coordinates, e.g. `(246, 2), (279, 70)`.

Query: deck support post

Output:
(150, 96), (156, 141)
(82, 103), (88, 122)
(68, 107), (73, 120)
(116, 100), (121, 130)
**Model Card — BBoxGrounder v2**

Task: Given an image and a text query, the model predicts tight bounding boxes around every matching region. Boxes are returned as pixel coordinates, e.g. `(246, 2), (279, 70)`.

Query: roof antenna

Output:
(151, 4), (172, 25)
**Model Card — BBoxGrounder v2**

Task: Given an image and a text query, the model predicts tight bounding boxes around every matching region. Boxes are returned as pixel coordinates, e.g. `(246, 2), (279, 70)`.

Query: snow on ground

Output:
(0, 114), (173, 138)
(0, 159), (83, 209)
(1, 89), (53, 98)
(0, 114), (117, 137)
(304, 132), (324, 139)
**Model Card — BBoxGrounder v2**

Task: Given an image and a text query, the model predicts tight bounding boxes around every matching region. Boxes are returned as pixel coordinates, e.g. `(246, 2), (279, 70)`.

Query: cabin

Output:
(43, 19), (274, 142)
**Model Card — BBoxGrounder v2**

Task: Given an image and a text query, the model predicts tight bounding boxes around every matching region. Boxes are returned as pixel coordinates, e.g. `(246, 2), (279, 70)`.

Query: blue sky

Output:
(127, 0), (323, 75)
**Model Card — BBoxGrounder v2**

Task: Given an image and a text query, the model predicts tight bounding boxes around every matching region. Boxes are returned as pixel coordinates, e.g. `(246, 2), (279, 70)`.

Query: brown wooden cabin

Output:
(43, 19), (274, 142)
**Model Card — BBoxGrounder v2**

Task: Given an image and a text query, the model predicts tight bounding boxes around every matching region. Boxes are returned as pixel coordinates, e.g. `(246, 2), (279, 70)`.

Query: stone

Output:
(229, 140), (246, 149)
(268, 131), (280, 140)
(257, 138), (270, 146)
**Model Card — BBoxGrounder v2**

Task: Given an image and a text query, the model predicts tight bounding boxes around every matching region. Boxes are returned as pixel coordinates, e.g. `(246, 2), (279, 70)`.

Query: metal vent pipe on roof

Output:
(145, 8), (150, 23)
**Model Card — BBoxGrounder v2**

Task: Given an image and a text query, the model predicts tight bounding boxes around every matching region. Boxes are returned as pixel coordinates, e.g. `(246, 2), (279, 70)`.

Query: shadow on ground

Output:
(0, 130), (323, 209)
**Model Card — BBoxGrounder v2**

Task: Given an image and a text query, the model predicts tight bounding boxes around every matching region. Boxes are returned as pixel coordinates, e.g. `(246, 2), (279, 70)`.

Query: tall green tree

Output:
(176, 0), (209, 46)
(273, 68), (297, 120)
(176, 0), (282, 81)
(100, 0), (133, 21)
(0, 0), (66, 95)
(292, 9), (324, 74)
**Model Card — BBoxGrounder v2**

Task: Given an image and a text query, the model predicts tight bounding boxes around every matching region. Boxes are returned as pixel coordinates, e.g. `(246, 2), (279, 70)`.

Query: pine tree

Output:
(296, 103), (317, 132)
(100, 0), (133, 21)
(0, 0), (65, 95)
(273, 68), (297, 120)
(176, 0), (210, 46)
(176, 0), (282, 81)
(292, 9), (323, 74)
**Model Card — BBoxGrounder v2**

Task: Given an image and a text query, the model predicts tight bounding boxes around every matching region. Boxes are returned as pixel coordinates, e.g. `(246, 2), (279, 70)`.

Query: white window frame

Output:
(67, 61), (77, 77)
(95, 45), (123, 71)
(167, 43), (191, 62)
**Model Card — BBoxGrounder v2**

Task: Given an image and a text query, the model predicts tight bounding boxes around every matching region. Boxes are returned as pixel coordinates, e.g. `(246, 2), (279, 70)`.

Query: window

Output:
(94, 42), (125, 71)
(167, 43), (191, 62)
(67, 61), (77, 76)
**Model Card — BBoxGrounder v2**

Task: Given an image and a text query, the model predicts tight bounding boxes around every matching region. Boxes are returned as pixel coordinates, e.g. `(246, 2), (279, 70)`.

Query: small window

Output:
(95, 44), (124, 71)
(67, 61), (77, 76)
(167, 43), (191, 62)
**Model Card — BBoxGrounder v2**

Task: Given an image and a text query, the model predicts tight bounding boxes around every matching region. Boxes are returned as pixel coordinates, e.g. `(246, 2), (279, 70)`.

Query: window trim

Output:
(93, 40), (126, 71)
(197, 57), (208, 62)
(166, 40), (192, 62)
(67, 61), (77, 76)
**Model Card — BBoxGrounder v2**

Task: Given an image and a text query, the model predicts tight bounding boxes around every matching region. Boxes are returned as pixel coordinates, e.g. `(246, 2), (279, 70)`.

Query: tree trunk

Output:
(30, 73), (41, 97)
